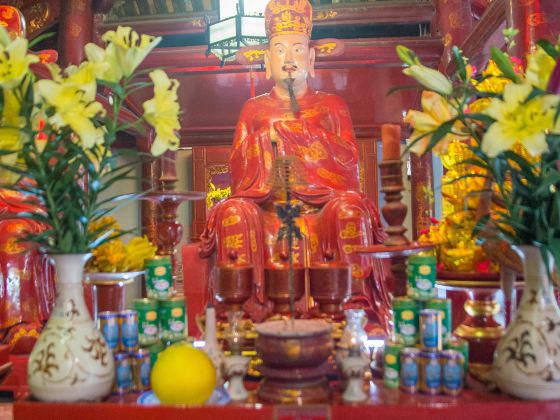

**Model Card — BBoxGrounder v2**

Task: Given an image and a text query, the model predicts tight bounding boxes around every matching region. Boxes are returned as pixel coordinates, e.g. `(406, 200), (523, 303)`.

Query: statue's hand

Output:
(273, 119), (313, 146)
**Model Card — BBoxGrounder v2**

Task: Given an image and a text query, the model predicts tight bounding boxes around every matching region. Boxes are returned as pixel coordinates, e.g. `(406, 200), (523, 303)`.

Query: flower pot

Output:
(28, 254), (115, 402)
(493, 245), (560, 400)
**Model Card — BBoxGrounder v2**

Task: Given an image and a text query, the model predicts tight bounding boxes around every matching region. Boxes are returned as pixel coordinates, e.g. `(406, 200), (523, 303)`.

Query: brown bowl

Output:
(256, 319), (333, 369)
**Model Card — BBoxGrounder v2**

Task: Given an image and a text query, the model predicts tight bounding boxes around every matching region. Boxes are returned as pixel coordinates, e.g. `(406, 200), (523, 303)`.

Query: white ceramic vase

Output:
(28, 254), (115, 402)
(493, 245), (560, 400)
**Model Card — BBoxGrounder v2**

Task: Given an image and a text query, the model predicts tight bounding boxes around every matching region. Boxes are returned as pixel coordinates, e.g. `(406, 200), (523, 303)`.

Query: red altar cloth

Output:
(4, 354), (560, 420)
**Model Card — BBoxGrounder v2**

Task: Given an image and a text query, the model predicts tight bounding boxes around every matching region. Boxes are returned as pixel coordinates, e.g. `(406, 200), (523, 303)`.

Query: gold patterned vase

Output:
(493, 245), (560, 400)
(27, 254), (115, 401)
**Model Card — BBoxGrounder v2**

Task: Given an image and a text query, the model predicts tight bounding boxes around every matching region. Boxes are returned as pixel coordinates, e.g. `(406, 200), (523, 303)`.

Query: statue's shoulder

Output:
(242, 92), (273, 109)
(312, 91), (350, 112)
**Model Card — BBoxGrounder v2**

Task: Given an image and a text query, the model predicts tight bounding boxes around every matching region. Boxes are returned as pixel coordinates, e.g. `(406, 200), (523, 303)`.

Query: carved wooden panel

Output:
(191, 145), (232, 241)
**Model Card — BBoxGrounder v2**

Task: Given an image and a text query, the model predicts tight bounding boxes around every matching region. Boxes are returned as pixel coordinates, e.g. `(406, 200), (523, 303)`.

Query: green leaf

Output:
(386, 84), (426, 96)
(535, 171), (560, 197)
(97, 79), (125, 97)
(464, 112), (495, 126)
(452, 46), (467, 82)
(426, 118), (457, 152)
(441, 172), (490, 187)
(490, 47), (520, 83)
(537, 39), (559, 60)
(28, 32), (55, 49)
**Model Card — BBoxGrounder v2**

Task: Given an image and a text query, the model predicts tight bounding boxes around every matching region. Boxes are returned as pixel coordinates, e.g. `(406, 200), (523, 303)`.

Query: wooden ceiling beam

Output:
(97, 1), (435, 37)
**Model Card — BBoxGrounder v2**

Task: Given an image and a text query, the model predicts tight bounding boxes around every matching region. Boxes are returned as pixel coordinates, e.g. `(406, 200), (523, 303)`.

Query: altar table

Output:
(2, 355), (560, 420)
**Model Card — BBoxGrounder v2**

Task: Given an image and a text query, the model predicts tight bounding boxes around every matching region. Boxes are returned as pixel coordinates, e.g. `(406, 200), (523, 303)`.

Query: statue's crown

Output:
(265, 0), (312, 39)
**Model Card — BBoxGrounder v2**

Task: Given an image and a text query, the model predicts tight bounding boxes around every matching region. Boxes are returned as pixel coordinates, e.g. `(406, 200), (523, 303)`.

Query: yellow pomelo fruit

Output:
(151, 342), (216, 405)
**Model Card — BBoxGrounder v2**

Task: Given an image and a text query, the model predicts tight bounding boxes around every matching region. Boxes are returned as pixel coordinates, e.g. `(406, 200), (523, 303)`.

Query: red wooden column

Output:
(436, 0), (474, 68)
(58, 0), (93, 66)
(506, 0), (560, 61)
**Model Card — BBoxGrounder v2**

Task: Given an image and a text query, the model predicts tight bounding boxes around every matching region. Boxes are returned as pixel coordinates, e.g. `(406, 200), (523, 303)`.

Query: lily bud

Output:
(403, 65), (453, 96)
(396, 45), (420, 66)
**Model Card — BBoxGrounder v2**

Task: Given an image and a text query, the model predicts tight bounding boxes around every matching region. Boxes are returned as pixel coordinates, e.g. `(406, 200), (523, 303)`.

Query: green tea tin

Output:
(145, 256), (173, 299)
(407, 255), (437, 301)
(133, 298), (159, 346)
(384, 340), (403, 389)
(158, 296), (187, 342)
(393, 297), (420, 346)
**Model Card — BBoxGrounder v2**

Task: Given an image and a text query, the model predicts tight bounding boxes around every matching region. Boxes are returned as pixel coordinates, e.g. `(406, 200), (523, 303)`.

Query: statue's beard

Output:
(284, 75), (300, 114)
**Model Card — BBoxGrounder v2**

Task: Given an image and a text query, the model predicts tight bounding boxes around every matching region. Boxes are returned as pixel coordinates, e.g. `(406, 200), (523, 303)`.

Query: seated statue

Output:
(0, 190), (54, 353)
(200, 0), (390, 332)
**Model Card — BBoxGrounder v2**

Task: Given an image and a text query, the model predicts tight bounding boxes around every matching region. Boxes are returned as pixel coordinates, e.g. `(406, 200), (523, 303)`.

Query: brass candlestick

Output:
(354, 158), (434, 303)
(380, 159), (409, 297)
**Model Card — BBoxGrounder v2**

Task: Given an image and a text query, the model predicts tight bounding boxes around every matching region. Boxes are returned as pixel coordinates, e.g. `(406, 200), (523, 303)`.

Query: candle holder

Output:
(341, 345), (369, 404)
(379, 160), (409, 247)
(224, 310), (249, 401)
(354, 159), (433, 298)
(140, 190), (205, 285)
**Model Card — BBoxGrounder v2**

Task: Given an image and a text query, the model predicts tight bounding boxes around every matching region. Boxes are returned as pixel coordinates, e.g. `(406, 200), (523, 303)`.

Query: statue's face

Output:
(265, 33), (315, 92)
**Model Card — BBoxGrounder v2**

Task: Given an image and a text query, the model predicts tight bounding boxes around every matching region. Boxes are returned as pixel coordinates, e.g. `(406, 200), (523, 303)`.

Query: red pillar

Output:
(58, 0), (93, 66)
(436, 0), (474, 68)
(506, 0), (560, 61)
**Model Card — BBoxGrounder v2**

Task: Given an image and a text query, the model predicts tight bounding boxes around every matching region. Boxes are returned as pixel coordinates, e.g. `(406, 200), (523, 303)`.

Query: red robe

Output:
(200, 87), (390, 330)
(0, 190), (54, 352)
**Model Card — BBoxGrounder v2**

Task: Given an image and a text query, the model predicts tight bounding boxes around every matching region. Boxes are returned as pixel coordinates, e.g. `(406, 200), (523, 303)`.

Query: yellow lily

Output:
(0, 27), (11, 47)
(101, 26), (161, 78)
(473, 60), (512, 95)
(142, 69), (181, 156)
(3, 87), (23, 128)
(64, 61), (102, 103)
(403, 65), (453, 95)
(482, 83), (560, 157)
(525, 45), (556, 90)
(35, 79), (106, 149)
(0, 36), (39, 89)
(0, 127), (22, 184)
(405, 91), (466, 155)
(84, 42), (123, 83)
